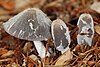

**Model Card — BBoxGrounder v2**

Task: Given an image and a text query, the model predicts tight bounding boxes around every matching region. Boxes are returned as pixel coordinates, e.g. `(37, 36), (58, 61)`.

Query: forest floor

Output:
(0, 0), (100, 67)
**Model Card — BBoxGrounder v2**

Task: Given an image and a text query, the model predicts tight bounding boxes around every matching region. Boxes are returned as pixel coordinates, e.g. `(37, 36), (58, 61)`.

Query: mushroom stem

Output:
(33, 41), (50, 58)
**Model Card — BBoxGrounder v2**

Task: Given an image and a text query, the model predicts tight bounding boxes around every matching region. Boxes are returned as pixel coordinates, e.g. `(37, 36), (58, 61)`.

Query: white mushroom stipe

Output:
(33, 41), (50, 58)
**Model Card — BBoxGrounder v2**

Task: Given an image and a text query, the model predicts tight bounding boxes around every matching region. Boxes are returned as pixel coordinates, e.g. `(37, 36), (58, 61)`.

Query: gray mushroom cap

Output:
(51, 19), (71, 53)
(3, 8), (52, 41)
(77, 13), (94, 46)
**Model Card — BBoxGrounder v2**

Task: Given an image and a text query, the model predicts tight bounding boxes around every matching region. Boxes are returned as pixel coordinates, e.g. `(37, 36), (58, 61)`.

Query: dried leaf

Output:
(55, 49), (73, 66)
(1, 50), (14, 58)
(94, 24), (100, 35)
(90, 1), (100, 14)
(0, 15), (12, 21)
(15, 0), (46, 9)
(87, 61), (96, 66)
(7, 62), (21, 67)
(0, 48), (8, 55)
(15, 0), (32, 9)
(29, 54), (39, 61)
(1, 0), (15, 10)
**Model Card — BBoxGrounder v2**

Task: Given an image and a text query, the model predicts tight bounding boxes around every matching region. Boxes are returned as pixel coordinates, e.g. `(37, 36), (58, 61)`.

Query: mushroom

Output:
(51, 19), (71, 54)
(77, 13), (94, 46)
(3, 8), (52, 58)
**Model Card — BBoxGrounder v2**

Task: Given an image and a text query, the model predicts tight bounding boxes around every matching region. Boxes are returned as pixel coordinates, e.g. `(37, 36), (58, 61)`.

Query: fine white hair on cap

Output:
(51, 19), (71, 53)
(77, 13), (94, 46)
(3, 8), (52, 41)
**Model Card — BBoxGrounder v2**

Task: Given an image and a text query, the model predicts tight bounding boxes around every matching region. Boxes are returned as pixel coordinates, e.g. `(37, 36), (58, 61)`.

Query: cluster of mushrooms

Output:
(3, 8), (94, 58)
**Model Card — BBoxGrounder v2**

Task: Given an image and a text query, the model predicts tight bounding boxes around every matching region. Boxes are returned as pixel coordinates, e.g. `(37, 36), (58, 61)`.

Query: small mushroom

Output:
(51, 19), (71, 54)
(77, 13), (94, 46)
(3, 8), (52, 58)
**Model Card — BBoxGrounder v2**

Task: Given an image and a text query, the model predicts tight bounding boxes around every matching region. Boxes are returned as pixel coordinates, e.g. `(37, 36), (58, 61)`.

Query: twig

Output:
(71, 57), (78, 66)
(93, 60), (100, 67)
